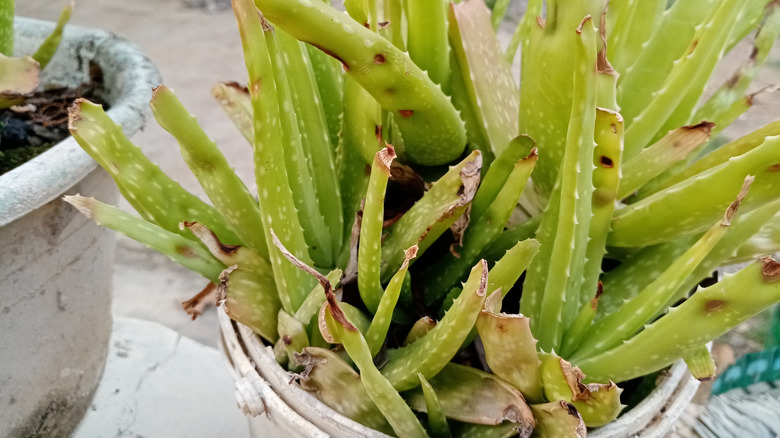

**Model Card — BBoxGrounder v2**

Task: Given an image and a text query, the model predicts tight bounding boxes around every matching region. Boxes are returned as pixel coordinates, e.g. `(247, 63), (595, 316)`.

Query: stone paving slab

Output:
(72, 317), (250, 438)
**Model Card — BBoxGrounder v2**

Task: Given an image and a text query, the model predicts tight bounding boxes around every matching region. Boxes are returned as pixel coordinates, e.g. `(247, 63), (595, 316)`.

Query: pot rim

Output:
(218, 307), (701, 437)
(0, 17), (160, 226)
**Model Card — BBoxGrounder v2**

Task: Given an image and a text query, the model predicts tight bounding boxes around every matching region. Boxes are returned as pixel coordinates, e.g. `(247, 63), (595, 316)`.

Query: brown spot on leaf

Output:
(769, 164), (780, 172)
(306, 41), (349, 71)
(536, 16), (546, 29)
(399, 109), (414, 117)
(761, 256), (780, 282)
(705, 300), (726, 312)
(175, 245), (198, 258)
(282, 335), (292, 345)
(722, 176), (753, 226)
(599, 156), (614, 168)
(373, 54), (385, 64)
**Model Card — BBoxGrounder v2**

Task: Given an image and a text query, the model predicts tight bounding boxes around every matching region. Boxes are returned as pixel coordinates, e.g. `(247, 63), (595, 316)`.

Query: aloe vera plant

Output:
(0, 0), (73, 108)
(66, 0), (780, 435)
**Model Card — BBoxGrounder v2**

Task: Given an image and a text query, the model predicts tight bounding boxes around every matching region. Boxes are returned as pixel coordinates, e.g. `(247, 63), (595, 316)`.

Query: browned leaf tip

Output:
(67, 98), (88, 130)
(477, 259), (489, 297)
(449, 206), (471, 257)
(723, 175), (754, 226)
(182, 221), (240, 256)
(182, 281), (218, 320)
(216, 265), (238, 307)
(684, 121), (716, 135)
(576, 15), (592, 35)
(597, 7), (614, 74)
(761, 256), (780, 282)
(62, 195), (94, 219)
(376, 144), (397, 173)
(292, 349), (327, 384)
(400, 245), (420, 270)
(270, 228), (331, 294)
(591, 282), (603, 310)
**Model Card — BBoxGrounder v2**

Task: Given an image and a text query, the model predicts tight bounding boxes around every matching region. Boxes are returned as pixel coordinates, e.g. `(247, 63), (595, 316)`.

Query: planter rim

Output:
(0, 17), (160, 226)
(218, 307), (701, 437)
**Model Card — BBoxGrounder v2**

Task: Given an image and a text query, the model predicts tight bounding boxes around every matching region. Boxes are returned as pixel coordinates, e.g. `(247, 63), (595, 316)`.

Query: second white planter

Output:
(0, 18), (159, 438)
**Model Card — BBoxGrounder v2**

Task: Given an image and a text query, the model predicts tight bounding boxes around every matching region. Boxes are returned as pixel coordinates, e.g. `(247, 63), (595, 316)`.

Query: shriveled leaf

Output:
(476, 291), (543, 402)
(277, 309), (310, 371)
(295, 347), (394, 435)
(539, 354), (623, 427)
(0, 54), (38, 97)
(404, 362), (534, 432)
(529, 401), (586, 438)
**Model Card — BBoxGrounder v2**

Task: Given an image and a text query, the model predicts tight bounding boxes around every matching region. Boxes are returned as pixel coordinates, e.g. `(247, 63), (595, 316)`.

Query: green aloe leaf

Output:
(211, 82), (253, 143)
(253, 0), (467, 165)
(234, 0), (315, 312)
(68, 99), (241, 245)
(450, 0), (519, 158)
(578, 257), (780, 383)
(31, 0), (73, 69)
(63, 196), (224, 282)
(417, 373), (452, 438)
(381, 260), (488, 391)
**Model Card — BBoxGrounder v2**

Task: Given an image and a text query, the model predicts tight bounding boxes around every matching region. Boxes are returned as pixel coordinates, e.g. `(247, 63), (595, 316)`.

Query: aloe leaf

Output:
(358, 146), (395, 313)
(278, 30), (344, 263)
(470, 136), (535, 222)
(63, 196), (224, 282)
(295, 347), (394, 435)
(599, 198), (780, 317)
(609, 134), (780, 247)
(293, 269), (342, 325)
(578, 257), (780, 383)
(407, 0), (449, 93)
(450, 0), (519, 158)
(404, 362), (534, 431)
(487, 238), (540, 300)
(265, 28), (333, 268)
(366, 245), (417, 356)
(417, 373), (452, 438)
(305, 43), (344, 148)
(68, 99), (241, 245)
(449, 53), (493, 164)
(482, 216), (540, 262)
(450, 423), (524, 438)
(529, 401), (586, 438)
(577, 109), (621, 307)
(623, 0), (744, 154)
(381, 260), (488, 391)
(234, 0), (315, 312)
(517, 0), (602, 194)
(654, 1), (762, 140)
(31, 0), (73, 69)
(323, 304), (429, 437)
(150, 85), (269, 258)
(424, 147), (537, 307)
(0, 0), (12, 56)
(253, 0), (466, 166)
(338, 77), (381, 255)
(490, 0), (511, 30)
(573, 179), (752, 360)
(539, 354), (624, 427)
(694, 2), (780, 128)
(380, 151), (482, 283)
(561, 285), (601, 357)
(211, 82), (253, 143)
(477, 291), (543, 402)
(277, 309), (310, 370)
(184, 222), (281, 342)
(646, 121), (780, 197)
(618, 121), (713, 200)
(683, 345), (716, 381)
(404, 317), (437, 346)
(0, 54), (38, 107)
(520, 17), (597, 351)
(606, 0), (665, 76)
(616, 0), (717, 131)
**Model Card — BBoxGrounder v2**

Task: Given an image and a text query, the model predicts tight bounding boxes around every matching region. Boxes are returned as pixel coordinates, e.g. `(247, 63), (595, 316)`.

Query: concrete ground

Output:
(16, 1), (780, 437)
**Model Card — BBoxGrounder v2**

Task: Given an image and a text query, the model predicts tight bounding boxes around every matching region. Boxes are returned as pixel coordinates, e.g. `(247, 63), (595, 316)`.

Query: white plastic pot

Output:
(0, 18), (159, 438)
(218, 308), (701, 438)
